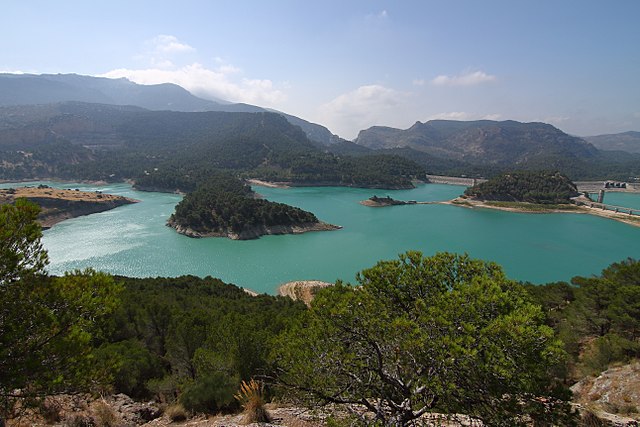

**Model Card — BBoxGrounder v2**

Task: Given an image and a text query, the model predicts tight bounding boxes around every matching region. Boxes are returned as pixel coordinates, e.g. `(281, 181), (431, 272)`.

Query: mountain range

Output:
(354, 119), (599, 167)
(584, 131), (640, 154)
(0, 73), (639, 181)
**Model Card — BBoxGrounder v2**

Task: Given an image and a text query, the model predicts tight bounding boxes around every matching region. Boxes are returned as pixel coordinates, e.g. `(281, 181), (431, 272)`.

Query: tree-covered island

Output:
(167, 172), (340, 239)
(452, 170), (640, 227)
(463, 170), (579, 204)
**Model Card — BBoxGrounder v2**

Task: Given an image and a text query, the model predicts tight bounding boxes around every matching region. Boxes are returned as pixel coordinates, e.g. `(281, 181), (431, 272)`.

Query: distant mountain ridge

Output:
(584, 131), (640, 154)
(354, 119), (599, 167)
(0, 102), (424, 188)
(0, 73), (341, 145)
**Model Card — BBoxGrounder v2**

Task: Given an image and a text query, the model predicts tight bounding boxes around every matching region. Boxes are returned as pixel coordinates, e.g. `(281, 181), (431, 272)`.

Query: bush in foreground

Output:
(273, 251), (576, 426)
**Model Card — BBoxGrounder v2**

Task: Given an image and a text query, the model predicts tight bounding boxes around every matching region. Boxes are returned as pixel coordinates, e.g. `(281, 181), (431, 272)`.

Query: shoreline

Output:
(0, 177), (112, 186)
(448, 197), (640, 228)
(167, 219), (342, 240)
(0, 187), (138, 228)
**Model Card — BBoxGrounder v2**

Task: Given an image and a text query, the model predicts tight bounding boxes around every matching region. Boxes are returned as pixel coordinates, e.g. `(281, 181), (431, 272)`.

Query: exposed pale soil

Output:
(0, 186), (137, 228)
(572, 361), (640, 425)
(277, 280), (335, 306)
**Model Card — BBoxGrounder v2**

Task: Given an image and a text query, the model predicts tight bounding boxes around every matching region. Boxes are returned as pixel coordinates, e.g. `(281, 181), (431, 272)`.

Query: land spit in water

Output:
(449, 196), (640, 228)
(359, 192), (640, 228)
(0, 186), (137, 229)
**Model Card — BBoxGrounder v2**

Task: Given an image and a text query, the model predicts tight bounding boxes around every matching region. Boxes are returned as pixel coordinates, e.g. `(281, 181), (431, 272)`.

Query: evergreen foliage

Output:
(97, 275), (305, 407)
(0, 200), (121, 421)
(526, 258), (640, 378)
(170, 172), (319, 234)
(272, 252), (574, 426)
(464, 170), (579, 203)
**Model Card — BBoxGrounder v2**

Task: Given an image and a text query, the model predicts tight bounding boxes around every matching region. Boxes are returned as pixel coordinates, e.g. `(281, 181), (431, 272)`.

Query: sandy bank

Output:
(0, 186), (138, 228)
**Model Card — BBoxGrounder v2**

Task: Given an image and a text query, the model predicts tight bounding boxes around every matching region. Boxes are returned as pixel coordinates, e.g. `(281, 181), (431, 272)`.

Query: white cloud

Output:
(99, 35), (286, 107)
(427, 112), (502, 121)
(149, 35), (195, 54)
(134, 35), (196, 69)
(544, 116), (570, 125)
(366, 9), (388, 20)
(100, 62), (286, 106)
(431, 70), (496, 86)
(412, 79), (426, 86)
(318, 85), (405, 139)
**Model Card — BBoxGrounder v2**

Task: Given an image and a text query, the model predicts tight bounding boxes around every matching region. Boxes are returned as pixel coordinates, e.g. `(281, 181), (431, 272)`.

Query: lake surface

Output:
(3, 181), (640, 293)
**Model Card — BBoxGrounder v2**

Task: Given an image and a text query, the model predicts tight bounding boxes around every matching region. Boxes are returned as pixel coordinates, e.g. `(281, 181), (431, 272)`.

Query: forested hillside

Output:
(584, 131), (640, 153)
(0, 102), (424, 189)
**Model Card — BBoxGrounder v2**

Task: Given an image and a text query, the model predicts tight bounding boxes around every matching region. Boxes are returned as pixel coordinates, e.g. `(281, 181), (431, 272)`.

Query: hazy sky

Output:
(2, 1), (639, 139)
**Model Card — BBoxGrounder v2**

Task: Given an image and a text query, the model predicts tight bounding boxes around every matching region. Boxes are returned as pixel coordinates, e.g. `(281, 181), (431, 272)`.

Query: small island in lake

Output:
(462, 170), (579, 204)
(168, 172), (341, 240)
(0, 185), (137, 229)
(360, 195), (417, 207)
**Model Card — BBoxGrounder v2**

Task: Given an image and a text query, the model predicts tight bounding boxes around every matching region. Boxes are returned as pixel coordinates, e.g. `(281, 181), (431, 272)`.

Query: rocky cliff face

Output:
(354, 119), (599, 166)
(572, 361), (640, 425)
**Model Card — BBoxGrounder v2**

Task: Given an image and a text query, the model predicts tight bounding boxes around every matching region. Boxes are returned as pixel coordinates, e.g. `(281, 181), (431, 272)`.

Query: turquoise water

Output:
(3, 181), (640, 293)
(594, 192), (640, 210)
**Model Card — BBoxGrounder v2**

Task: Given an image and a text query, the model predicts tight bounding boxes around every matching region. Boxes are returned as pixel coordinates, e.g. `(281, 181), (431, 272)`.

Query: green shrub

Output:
(179, 372), (238, 413)
(95, 339), (164, 398)
(579, 334), (639, 376)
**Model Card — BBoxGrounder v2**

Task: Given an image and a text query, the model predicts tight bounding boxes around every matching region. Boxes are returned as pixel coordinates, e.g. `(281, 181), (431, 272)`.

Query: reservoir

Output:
(3, 181), (640, 294)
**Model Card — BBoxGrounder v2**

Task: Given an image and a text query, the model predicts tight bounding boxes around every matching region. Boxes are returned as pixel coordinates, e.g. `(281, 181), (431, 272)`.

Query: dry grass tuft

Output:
(234, 379), (270, 424)
(92, 400), (119, 427)
(580, 409), (607, 427)
(165, 403), (188, 422)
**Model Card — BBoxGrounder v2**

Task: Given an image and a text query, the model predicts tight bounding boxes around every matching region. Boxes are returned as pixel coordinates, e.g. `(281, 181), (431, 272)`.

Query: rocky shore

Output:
(167, 219), (341, 240)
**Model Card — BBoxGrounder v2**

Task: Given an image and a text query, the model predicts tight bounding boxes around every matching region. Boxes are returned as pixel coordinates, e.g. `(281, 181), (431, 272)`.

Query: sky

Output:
(2, 0), (639, 140)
